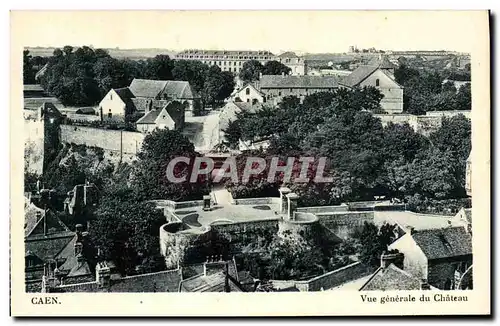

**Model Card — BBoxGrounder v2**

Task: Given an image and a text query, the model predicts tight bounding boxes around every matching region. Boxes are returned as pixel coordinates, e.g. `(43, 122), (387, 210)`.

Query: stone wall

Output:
(60, 125), (144, 155)
(231, 197), (281, 206)
(211, 219), (280, 237)
(271, 262), (373, 291)
(296, 204), (348, 214)
(318, 212), (375, 239)
(24, 118), (45, 174)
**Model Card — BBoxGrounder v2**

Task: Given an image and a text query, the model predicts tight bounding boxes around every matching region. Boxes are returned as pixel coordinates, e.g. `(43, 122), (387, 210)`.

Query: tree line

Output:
(223, 89), (471, 213)
(394, 64), (471, 114)
(26, 46), (236, 108)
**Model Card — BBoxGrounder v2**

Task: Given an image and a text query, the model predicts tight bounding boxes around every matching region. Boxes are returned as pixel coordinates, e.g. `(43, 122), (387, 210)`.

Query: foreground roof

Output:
(259, 75), (339, 89)
(412, 226), (472, 260)
(359, 264), (421, 291)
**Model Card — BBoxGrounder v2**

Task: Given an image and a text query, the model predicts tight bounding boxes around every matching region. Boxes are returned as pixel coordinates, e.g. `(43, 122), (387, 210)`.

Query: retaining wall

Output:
(60, 125), (144, 155)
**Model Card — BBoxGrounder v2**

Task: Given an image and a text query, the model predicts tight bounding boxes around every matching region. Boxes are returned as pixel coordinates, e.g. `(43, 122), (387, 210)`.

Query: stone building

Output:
(175, 49), (275, 74)
(339, 56), (404, 114)
(233, 83), (266, 104)
(388, 226), (472, 290)
(276, 51), (307, 75)
(136, 101), (186, 133)
(175, 49), (307, 75)
(258, 74), (339, 105)
(98, 78), (197, 121)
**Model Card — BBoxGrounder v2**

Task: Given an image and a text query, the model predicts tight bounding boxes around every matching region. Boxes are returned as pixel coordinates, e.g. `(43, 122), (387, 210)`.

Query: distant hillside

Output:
(25, 47), (177, 60)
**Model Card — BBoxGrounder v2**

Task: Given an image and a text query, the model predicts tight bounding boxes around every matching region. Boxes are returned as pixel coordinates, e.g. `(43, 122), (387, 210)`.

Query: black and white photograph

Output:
(11, 9), (490, 316)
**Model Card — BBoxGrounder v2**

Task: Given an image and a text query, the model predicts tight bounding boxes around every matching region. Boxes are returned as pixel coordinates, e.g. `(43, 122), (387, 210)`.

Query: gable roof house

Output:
(135, 101), (186, 134)
(258, 75), (339, 106)
(340, 56), (404, 114)
(388, 226), (473, 290)
(233, 83), (266, 104)
(98, 79), (197, 122)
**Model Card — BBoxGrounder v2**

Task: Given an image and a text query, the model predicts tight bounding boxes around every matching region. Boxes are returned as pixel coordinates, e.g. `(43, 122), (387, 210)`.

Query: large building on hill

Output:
(174, 49), (307, 75)
(175, 49), (275, 74)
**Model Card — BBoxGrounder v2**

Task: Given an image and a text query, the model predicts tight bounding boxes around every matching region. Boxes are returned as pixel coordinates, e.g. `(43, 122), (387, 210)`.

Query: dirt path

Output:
(182, 110), (221, 152)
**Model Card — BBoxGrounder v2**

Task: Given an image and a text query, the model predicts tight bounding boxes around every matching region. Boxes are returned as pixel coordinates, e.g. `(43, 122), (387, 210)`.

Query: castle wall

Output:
(60, 125), (144, 155)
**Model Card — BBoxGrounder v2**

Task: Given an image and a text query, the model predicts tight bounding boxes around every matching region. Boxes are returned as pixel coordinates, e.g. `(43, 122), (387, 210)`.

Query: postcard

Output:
(10, 10), (490, 316)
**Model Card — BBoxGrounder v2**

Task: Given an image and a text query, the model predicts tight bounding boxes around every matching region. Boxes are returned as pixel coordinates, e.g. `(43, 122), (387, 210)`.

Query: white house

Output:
(234, 84), (266, 104)
(135, 101), (185, 134)
(98, 87), (135, 121)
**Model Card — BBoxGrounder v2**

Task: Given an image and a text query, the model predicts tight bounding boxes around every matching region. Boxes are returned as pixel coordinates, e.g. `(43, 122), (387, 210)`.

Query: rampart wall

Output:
(60, 125), (144, 155)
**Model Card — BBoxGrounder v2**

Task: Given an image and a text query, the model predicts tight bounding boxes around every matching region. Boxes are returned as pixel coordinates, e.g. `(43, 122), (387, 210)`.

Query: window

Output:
(108, 109), (112, 118)
(263, 97), (266, 103)
(246, 99), (250, 103)
(376, 79), (380, 87)
(110, 93), (112, 100)
(278, 91), (282, 96)
(246, 88), (250, 95)
(290, 88), (293, 92)
(228, 68), (231, 72)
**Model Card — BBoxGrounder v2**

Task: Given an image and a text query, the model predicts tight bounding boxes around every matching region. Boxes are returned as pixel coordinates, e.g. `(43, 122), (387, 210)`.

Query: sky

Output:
(13, 11), (486, 54)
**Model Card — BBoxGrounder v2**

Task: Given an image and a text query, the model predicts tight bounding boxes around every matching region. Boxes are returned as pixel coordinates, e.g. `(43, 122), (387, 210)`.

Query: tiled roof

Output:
(278, 51), (299, 58)
(177, 49), (275, 56)
(179, 271), (243, 292)
(412, 226), (472, 260)
(163, 81), (197, 99)
(359, 264), (421, 291)
(129, 79), (169, 98)
(56, 269), (182, 292)
(114, 87), (135, 102)
(25, 235), (75, 263)
(25, 205), (71, 238)
(259, 75), (339, 89)
(339, 65), (379, 87)
(135, 109), (162, 124)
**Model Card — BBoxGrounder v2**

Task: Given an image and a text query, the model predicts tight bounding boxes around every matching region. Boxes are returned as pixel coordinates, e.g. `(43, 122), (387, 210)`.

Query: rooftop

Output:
(259, 75), (339, 89)
(374, 211), (459, 231)
(359, 264), (421, 291)
(412, 226), (472, 260)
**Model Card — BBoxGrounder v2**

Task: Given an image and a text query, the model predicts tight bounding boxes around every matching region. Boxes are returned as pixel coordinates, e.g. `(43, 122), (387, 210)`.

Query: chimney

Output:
(420, 279), (431, 290)
(279, 187), (291, 215)
(96, 262), (111, 288)
(286, 192), (299, 220)
(43, 210), (48, 236)
(75, 224), (84, 241)
(74, 242), (83, 256)
(202, 195), (212, 211)
(380, 251), (405, 269)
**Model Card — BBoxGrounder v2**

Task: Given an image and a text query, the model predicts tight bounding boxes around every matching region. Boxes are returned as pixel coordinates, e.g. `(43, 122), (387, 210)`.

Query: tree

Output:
(381, 122), (429, 162)
(172, 60), (208, 94)
(133, 129), (209, 201)
(429, 114), (471, 161)
(23, 50), (35, 84)
(263, 60), (291, 76)
(353, 222), (397, 268)
(201, 65), (235, 108)
(90, 187), (166, 275)
(239, 60), (264, 83)
(144, 55), (174, 80)
(455, 83), (471, 111)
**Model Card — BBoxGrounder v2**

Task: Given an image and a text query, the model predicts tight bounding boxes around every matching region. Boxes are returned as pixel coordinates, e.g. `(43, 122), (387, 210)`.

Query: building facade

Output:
(276, 52), (307, 75)
(258, 75), (339, 105)
(175, 49), (307, 75)
(233, 84), (266, 104)
(175, 50), (275, 74)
